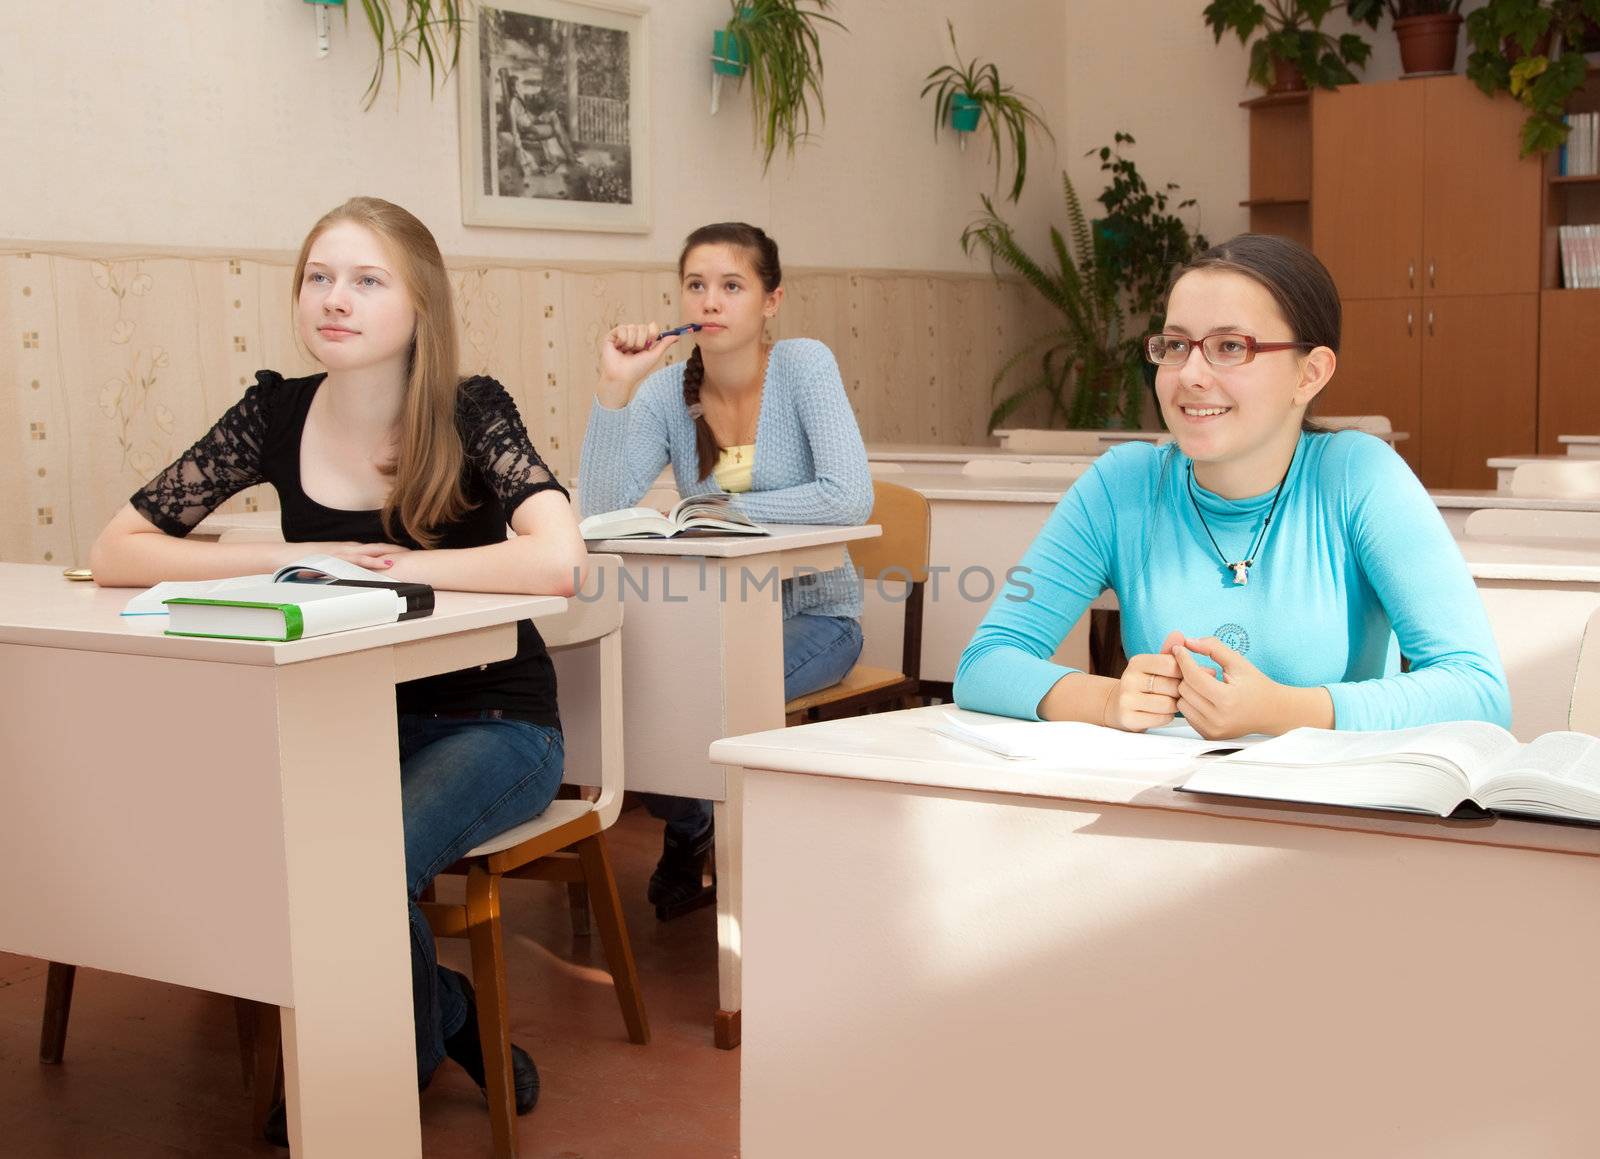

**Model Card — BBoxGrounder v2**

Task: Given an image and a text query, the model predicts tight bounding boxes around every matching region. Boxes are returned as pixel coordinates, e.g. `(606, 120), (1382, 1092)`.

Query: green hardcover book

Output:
(163, 583), (400, 642)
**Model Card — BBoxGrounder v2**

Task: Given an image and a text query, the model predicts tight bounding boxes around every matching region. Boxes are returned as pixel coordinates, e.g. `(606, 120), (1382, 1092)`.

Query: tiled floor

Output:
(0, 806), (739, 1158)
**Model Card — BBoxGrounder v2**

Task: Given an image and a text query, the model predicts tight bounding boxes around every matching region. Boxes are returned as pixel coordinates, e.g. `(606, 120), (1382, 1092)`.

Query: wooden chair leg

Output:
(567, 880), (593, 937)
(465, 866), (518, 1159)
(575, 833), (650, 1045)
(250, 1003), (283, 1139)
(39, 962), (75, 1064)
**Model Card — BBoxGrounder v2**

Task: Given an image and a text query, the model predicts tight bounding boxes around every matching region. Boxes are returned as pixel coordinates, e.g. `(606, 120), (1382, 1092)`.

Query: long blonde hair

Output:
(291, 196), (470, 548)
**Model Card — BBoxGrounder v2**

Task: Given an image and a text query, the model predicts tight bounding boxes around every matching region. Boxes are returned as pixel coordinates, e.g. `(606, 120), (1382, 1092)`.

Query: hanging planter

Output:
(712, 26), (747, 77)
(949, 93), (982, 132)
(921, 21), (1053, 203)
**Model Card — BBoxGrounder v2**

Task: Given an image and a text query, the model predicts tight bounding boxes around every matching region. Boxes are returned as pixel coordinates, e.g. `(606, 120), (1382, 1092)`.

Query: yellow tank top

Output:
(713, 444), (755, 493)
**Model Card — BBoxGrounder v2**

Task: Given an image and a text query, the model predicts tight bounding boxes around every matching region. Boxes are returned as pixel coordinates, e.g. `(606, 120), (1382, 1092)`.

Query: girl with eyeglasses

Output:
(955, 233), (1509, 739)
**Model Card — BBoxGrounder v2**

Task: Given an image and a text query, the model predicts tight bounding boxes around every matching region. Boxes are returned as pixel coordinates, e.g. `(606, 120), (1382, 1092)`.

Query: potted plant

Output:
(960, 137), (1209, 431)
(333, 0), (466, 110)
(1346, 1), (1466, 75)
(1465, 0), (1600, 155)
(1202, 0), (1374, 92)
(921, 21), (1053, 203)
(713, 0), (845, 173)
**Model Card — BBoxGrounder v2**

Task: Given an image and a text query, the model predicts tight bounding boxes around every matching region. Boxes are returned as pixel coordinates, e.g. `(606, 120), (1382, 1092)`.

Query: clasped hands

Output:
(1105, 629), (1288, 740)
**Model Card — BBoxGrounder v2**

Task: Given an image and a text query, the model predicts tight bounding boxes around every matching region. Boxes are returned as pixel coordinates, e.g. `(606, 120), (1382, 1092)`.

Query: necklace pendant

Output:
(1231, 561), (1251, 586)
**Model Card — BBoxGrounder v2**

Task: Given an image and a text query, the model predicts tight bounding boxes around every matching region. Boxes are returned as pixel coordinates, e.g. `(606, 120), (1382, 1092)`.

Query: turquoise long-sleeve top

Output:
(954, 431), (1511, 730)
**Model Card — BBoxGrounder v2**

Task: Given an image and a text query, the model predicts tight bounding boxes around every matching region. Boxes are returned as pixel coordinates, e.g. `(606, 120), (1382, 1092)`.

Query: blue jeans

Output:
(399, 713), (565, 1086)
(648, 614), (863, 840)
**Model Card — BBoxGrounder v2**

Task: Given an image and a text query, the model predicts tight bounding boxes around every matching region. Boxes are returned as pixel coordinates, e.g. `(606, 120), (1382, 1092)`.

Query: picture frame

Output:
(459, 0), (650, 233)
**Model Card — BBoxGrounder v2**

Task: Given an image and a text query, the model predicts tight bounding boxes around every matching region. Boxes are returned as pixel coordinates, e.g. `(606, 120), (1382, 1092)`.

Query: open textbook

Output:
(122, 552), (433, 620)
(931, 713), (1264, 766)
(579, 494), (767, 540)
(1181, 721), (1600, 823)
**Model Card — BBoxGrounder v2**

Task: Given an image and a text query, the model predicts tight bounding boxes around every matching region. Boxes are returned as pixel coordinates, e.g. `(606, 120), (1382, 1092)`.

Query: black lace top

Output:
(131, 370), (569, 728)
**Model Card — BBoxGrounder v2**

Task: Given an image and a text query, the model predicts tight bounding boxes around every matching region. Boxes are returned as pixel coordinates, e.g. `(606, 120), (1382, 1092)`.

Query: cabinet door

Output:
(1419, 294), (1538, 489)
(1331, 298), (1422, 472)
(1312, 82), (1425, 300)
(1422, 77), (1541, 297)
(1538, 289), (1600, 452)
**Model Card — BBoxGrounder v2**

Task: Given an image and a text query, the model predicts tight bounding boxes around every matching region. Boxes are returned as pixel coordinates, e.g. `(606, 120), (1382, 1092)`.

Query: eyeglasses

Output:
(1145, 332), (1317, 368)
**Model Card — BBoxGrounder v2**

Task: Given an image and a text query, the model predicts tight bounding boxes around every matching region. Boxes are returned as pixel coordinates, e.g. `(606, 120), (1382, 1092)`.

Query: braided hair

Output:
(678, 223), (783, 480)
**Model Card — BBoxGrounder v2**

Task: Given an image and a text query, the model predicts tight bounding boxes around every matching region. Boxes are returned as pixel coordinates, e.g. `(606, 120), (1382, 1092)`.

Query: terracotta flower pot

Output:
(1268, 57), (1306, 94)
(1395, 12), (1463, 76)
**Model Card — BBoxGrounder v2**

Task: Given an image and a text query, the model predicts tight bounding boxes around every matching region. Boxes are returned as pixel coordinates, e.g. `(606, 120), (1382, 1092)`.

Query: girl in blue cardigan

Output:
(955, 234), (1510, 737)
(579, 222), (872, 917)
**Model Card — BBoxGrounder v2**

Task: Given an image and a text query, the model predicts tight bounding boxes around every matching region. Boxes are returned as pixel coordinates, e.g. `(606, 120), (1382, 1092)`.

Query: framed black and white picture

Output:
(459, 0), (649, 232)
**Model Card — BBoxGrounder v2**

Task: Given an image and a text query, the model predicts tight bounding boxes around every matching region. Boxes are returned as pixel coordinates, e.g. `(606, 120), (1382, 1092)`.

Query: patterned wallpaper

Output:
(0, 248), (1051, 566)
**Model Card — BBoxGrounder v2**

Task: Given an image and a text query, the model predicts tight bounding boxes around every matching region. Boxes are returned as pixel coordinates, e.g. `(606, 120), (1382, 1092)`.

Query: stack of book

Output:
(1560, 112), (1600, 176)
(1558, 223), (1600, 288)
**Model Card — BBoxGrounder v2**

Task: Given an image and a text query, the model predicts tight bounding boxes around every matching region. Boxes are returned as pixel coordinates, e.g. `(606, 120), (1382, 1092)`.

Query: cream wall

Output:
(1, 0), (1070, 270)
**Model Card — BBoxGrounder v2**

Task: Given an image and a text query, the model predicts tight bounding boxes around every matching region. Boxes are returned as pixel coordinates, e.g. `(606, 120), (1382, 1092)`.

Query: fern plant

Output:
(719, 0), (846, 172)
(961, 140), (1207, 431)
(353, 0), (466, 110)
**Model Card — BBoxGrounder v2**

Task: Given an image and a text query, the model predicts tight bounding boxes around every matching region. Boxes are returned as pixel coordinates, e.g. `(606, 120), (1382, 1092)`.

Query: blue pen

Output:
(651, 322), (703, 344)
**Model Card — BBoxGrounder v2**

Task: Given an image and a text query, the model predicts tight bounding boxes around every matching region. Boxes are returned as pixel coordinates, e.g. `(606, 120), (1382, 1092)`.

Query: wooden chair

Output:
(994, 429), (1106, 454)
(418, 554), (647, 1158)
(961, 458), (1090, 486)
(1510, 460), (1600, 499)
(1463, 509), (1600, 541)
(1571, 608), (1600, 736)
(785, 481), (930, 725)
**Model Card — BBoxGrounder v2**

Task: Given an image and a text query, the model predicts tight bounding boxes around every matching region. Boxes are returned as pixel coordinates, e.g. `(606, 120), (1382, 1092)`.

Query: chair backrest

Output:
(1317, 414), (1393, 435)
(849, 481), (930, 584)
(868, 461), (906, 476)
(961, 458), (1090, 485)
(1571, 607), (1600, 734)
(1510, 460), (1600, 499)
(542, 554), (626, 826)
(1464, 508), (1600, 541)
(995, 429), (1106, 455)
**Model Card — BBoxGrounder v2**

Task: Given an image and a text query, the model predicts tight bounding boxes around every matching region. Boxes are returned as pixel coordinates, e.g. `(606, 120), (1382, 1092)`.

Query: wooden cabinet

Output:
(1419, 294), (1539, 490)
(1308, 76), (1543, 485)
(1537, 289), (1600, 451)
(1333, 299), (1422, 471)
(1312, 82), (1424, 300)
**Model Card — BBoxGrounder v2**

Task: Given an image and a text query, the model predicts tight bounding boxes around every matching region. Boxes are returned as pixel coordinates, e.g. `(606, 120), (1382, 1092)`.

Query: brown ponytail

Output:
(677, 221), (783, 481)
(682, 345), (722, 481)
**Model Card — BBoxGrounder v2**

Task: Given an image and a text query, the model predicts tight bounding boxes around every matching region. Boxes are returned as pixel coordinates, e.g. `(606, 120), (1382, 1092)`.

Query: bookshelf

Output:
(1240, 91), (1310, 247)
(1539, 71), (1600, 450)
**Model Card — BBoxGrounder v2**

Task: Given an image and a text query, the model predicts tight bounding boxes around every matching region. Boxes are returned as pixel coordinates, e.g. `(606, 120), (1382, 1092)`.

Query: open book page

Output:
(1219, 721), (1522, 776)
(669, 494), (766, 534)
(931, 713), (1248, 768)
(271, 553), (388, 583)
(578, 507), (676, 540)
(1473, 732), (1600, 820)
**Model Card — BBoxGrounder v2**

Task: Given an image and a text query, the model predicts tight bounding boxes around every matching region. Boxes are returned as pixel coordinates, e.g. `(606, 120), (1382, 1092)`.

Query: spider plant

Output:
(921, 21), (1053, 203)
(353, 0), (466, 110)
(718, 0), (846, 173)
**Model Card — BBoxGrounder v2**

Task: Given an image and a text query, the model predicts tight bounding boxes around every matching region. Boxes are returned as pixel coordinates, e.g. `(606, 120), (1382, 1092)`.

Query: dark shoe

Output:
(445, 978), (540, 1115)
(647, 822), (716, 921)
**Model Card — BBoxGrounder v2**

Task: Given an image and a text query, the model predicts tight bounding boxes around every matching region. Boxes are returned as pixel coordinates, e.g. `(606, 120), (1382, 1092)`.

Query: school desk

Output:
(711, 705), (1600, 1159)
(0, 563), (564, 1157)
(580, 523), (880, 1049)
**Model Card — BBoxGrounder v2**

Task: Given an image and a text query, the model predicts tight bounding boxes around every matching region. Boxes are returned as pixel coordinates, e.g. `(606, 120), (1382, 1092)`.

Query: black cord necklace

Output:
(1187, 444), (1297, 586)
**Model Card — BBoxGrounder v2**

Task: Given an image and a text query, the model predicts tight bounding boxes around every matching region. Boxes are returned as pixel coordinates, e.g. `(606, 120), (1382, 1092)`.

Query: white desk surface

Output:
(1559, 435), (1600, 445)
(585, 522), (879, 558)
(1487, 453), (1575, 468)
(1431, 489), (1600, 512)
(866, 442), (1096, 465)
(710, 704), (1600, 860)
(0, 563), (564, 666)
(893, 472), (1070, 503)
(1457, 537), (1600, 583)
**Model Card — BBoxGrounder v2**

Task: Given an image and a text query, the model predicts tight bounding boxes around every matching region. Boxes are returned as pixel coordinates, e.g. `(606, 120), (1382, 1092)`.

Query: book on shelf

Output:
(122, 552), (433, 620)
(578, 493), (768, 540)
(1180, 720), (1600, 825)
(1558, 223), (1600, 289)
(1561, 112), (1598, 177)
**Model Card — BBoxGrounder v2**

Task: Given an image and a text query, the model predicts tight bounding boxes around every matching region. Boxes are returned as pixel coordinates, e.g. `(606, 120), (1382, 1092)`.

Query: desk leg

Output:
(709, 558), (785, 1050)
(275, 650), (421, 1158)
